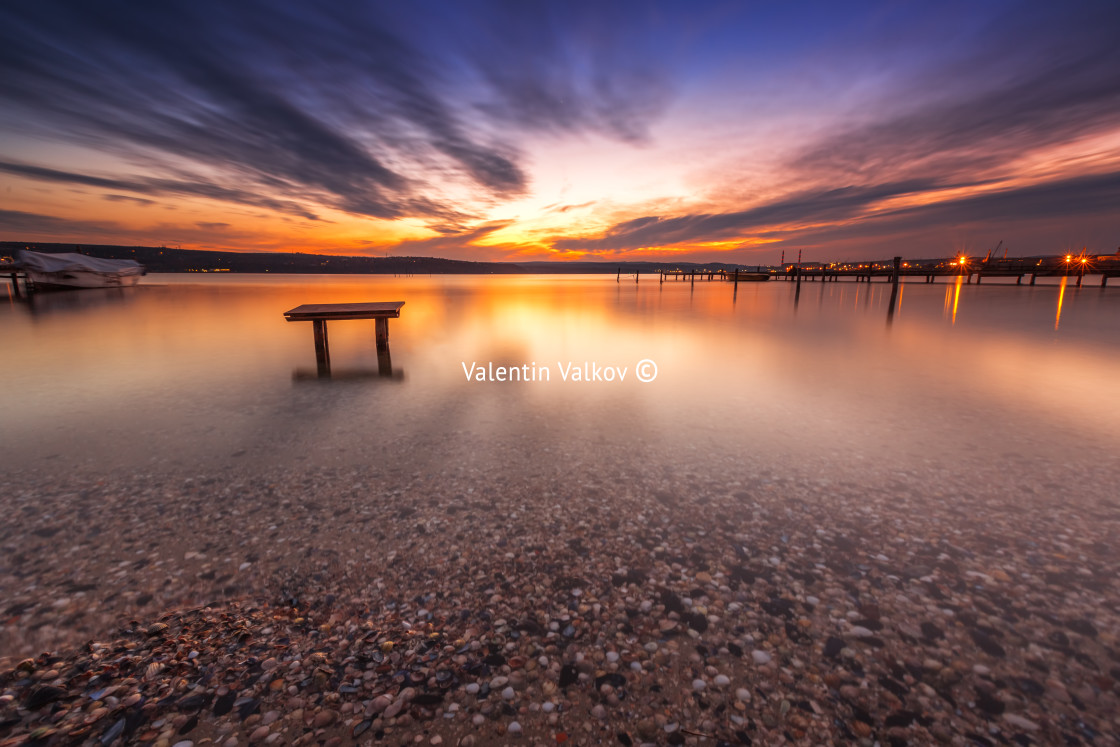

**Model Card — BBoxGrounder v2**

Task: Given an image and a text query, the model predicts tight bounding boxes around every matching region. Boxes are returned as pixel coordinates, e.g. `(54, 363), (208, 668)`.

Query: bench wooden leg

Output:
(375, 318), (389, 351)
(313, 320), (331, 377)
(377, 345), (393, 377)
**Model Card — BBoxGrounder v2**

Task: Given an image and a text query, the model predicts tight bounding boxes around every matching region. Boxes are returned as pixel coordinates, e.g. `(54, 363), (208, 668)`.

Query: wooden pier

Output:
(1, 264), (26, 298)
(648, 252), (1120, 288)
(773, 253), (1120, 287)
(658, 268), (773, 284)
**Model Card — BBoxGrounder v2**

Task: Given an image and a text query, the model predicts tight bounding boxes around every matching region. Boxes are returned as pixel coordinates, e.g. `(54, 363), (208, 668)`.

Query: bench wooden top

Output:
(284, 301), (405, 321)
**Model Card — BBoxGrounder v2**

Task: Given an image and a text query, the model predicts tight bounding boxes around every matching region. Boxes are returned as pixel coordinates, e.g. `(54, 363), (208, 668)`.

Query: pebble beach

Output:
(2, 443), (1119, 747)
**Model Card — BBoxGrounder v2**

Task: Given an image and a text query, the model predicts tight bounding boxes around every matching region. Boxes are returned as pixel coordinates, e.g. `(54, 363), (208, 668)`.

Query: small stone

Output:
(248, 725), (270, 743)
(751, 650), (772, 665)
(692, 679), (706, 691)
(507, 721), (522, 735)
(713, 674), (730, 687)
(501, 686), (515, 700)
(367, 695), (392, 715)
(1003, 713), (1040, 731)
(735, 688), (751, 702)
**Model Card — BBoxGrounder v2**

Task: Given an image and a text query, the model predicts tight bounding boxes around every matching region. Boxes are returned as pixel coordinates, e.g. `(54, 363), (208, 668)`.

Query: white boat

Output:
(18, 250), (145, 290)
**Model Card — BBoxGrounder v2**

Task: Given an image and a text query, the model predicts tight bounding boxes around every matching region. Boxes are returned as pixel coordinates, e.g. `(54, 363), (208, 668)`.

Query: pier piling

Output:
(887, 256), (901, 323)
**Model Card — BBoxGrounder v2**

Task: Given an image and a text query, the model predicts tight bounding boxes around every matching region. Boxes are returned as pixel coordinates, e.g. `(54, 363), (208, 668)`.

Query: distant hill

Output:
(0, 242), (768, 273)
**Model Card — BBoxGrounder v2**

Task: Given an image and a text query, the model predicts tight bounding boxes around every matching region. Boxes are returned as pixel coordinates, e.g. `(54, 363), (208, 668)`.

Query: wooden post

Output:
(1103, 275), (1109, 287)
(635, 271), (639, 284)
(1030, 273), (1036, 286)
(313, 320), (331, 378)
(375, 317), (389, 351)
(616, 267), (620, 283)
(377, 345), (393, 377)
(887, 256), (901, 323)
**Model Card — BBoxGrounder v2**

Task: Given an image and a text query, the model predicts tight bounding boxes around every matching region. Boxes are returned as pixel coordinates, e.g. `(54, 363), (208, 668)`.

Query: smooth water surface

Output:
(2, 274), (1118, 484)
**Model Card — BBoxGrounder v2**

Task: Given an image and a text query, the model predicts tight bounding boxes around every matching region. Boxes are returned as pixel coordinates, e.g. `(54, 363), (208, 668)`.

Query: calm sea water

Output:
(2, 273), (1118, 485)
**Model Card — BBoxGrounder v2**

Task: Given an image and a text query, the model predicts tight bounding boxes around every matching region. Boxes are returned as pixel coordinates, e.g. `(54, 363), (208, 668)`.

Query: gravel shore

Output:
(2, 453), (1119, 746)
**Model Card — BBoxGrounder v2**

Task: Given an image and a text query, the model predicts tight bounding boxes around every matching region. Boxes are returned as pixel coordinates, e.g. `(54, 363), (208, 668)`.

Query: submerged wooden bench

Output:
(284, 302), (404, 376)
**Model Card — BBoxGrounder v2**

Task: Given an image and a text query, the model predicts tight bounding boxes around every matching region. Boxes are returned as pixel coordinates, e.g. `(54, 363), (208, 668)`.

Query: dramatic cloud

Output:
(0, 209), (110, 235)
(791, 17), (1120, 186)
(467, 4), (670, 144)
(0, 208), (267, 248)
(557, 170), (1120, 257)
(552, 4), (1120, 259)
(0, 161), (321, 220)
(0, 1), (668, 227)
(554, 180), (944, 251)
(378, 221), (518, 261)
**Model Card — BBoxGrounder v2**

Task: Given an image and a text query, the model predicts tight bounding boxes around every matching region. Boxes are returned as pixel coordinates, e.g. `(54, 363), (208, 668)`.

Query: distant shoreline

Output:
(1, 241), (764, 275)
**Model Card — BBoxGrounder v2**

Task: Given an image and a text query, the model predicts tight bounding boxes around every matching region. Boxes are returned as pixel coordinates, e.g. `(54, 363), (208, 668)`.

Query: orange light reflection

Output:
(1055, 277), (1067, 331)
(951, 276), (963, 325)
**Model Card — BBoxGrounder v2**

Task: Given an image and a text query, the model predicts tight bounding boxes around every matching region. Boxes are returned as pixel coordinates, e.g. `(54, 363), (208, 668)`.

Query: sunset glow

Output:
(2, 1), (1118, 262)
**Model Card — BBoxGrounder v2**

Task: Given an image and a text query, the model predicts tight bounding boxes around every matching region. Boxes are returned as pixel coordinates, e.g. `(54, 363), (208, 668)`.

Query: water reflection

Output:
(292, 345), (402, 381)
(1055, 276), (1068, 331)
(20, 286), (137, 318)
(0, 274), (1118, 475)
(951, 276), (963, 324)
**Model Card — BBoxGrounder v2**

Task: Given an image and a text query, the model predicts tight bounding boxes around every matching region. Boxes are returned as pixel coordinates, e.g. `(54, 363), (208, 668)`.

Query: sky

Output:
(1, 0), (1118, 263)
